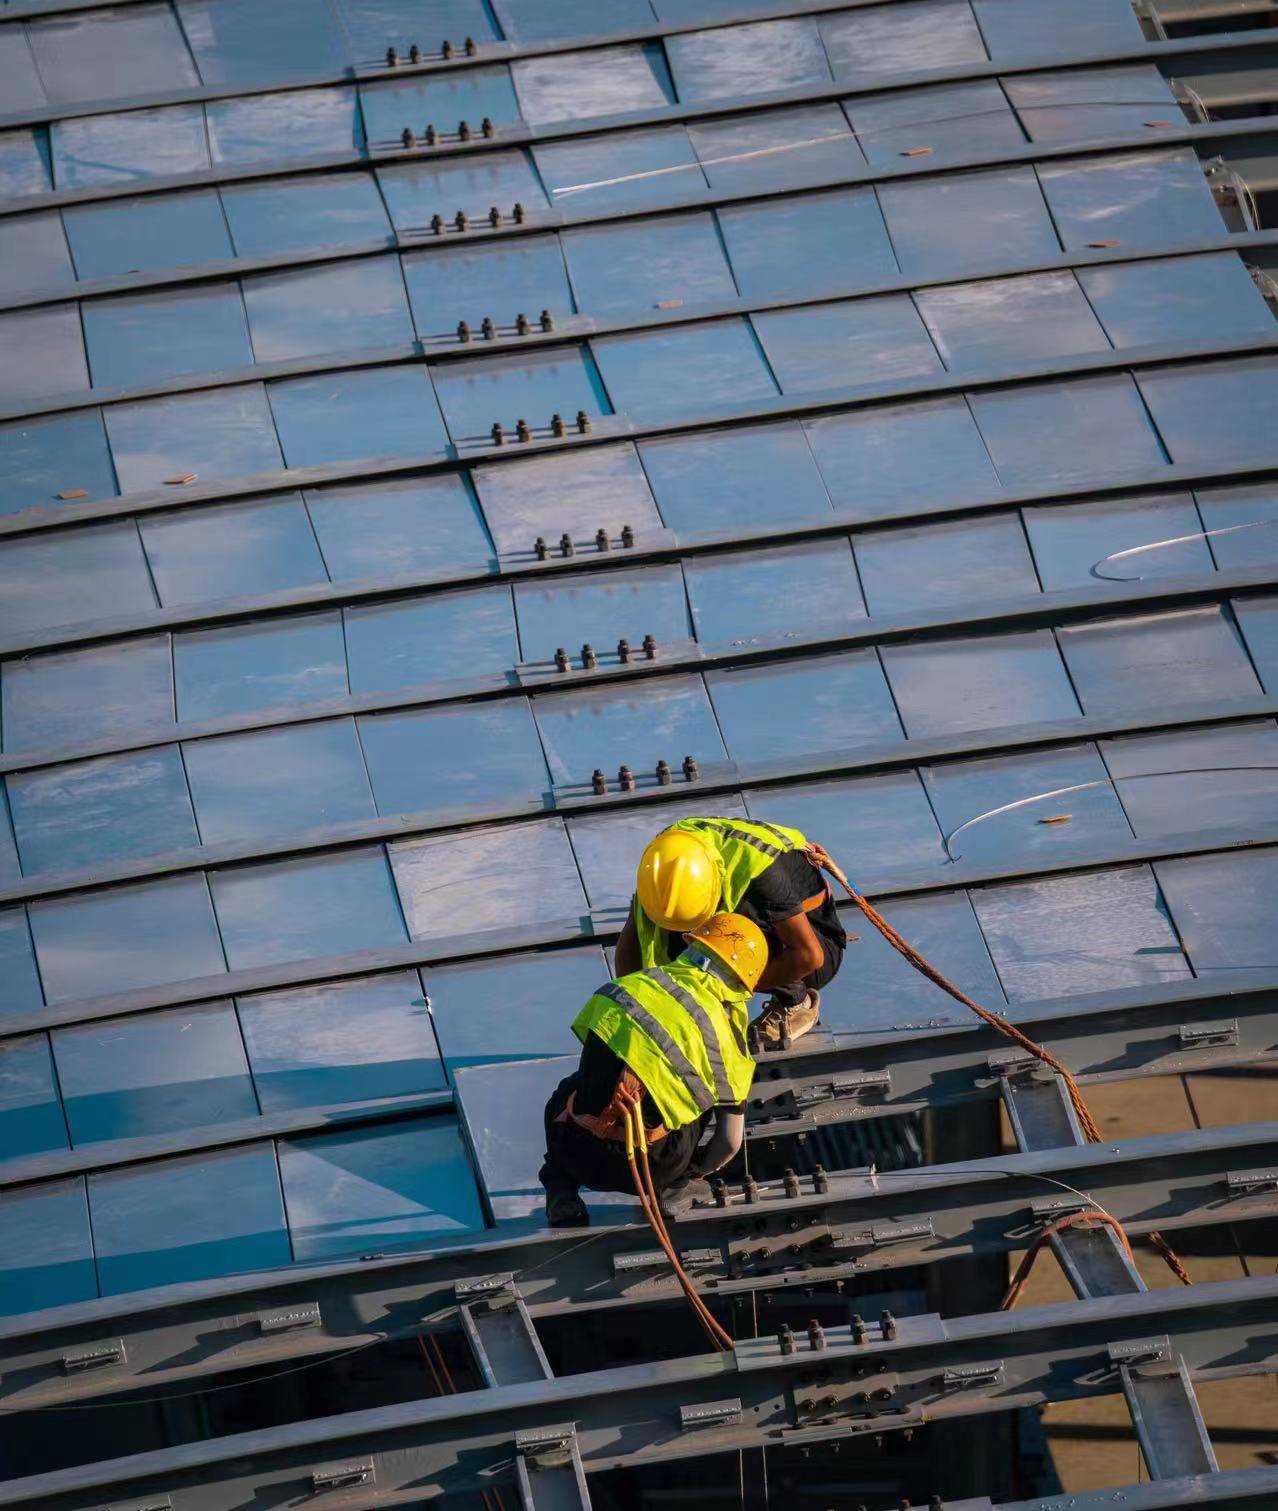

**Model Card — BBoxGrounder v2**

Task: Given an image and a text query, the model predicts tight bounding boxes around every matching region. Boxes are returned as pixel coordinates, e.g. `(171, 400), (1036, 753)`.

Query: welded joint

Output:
(939, 1361), (1005, 1390)
(309, 1459), (375, 1494)
(679, 1397), (743, 1431)
(794, 1069), (892, 1108)
(984, 1048), (1052, 1082)
(1179, 1019), (1240, 1048)
(1107, 1335), (1173, 1375)
(833, 1217), (936, 1251)
(612, 1246), (719, 1277)
(1029, 1193), (1092, 1221)
(256, 1301), (322, 1335)
(455, 1272), (519, 1310)
(1226, 1166), (1278, 1196)
(515, 1423), (578, 1469)
(93, 1498), (172, 1511)
(61, 1339), (125, 1375)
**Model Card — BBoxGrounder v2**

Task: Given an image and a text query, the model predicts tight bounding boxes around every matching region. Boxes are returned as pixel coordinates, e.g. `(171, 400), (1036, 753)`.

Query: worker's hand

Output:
(804, 840), (834, 873)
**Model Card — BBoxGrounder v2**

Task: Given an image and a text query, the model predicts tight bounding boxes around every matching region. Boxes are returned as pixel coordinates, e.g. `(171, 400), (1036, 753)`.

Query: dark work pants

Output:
(766, 927), (846, 1009)
(539, 1072), (708, 1198)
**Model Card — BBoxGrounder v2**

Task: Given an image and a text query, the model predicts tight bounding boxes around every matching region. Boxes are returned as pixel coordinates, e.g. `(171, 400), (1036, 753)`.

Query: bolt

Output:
(813, 1165), (828, 1194)
(481, 316), (495, 339)
(458, 119), (472, 141)
(778, 1324), (795, 1356)
(618, 765), (635, 792)
(852, 1314), (867, 1344)
(552, 414), (567, 438)
(455, 209), (469, 232)
(430, 213), (445, 235)
(595, 527), (609, 551)
(559, 533), (574, 558)
(874, 1387), (894, 1401)
(683, 754), (699, 781)
(711, 1178), (728, 1208)
(490, 421), (505, 446)
(881, 1309), (897, 1341)
(742, 1174), (758, 1203)
(534, 536), (549, 561)
(425, 124), (437, 146)
(540, 309), (554, 332)
(465, 35), (477, 54)
(807, 1319), (826, 1351)
(387, 46), (400, 65)
(554, 647), (570, 673)
(656, 758), (672, 786)
(409, 43), (421, 62)
(401, 126), (415, 148)
(516, 418), (531, 443)
(591, 769), (607, 795)
(457, 320), (471, 342)
(642, 633), (657, 660)
(582, 642), (597, 670)
(576, 409), (591, 433)
(442, 37), (455, 57)
(617, 638), (631, 663)
(516, 312), (530, 335)
(489, 205), (502, 227)
(783, 1168), (800, 1199)
(513, 201), (526, 223)
(482, 116), (495, 138)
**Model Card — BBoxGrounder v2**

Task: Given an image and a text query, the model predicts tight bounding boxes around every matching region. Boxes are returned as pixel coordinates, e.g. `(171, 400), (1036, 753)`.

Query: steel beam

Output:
(0, 1275), (1274, 1508)
(954, 1464), (1278, 1508)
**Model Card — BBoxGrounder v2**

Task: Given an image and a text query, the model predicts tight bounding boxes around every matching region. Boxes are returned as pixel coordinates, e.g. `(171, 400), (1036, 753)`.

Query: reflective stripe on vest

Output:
(649, 967), (732, 1104)
(596, 980), (717, 1115)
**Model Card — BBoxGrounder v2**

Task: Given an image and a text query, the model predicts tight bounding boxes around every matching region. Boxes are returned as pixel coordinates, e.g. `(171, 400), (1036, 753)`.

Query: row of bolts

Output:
(535, 525), (636, 558)
(592, 752), (698, 794)
(459, 310), (554, 341)
(491, 412), (590, 445)
(779, 1309), (899, 1356)
(403, 117), (496, 148)
(563, 633), (657, 673)
(386, 38), (479, 65)
(427, 202), (527, 233)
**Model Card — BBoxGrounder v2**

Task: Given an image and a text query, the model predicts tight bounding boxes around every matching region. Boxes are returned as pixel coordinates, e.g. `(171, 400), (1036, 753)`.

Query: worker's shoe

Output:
(751, 990), (821, 1051)
(545, 1190), (589, 1228)
(658, 1177), (713, 1219)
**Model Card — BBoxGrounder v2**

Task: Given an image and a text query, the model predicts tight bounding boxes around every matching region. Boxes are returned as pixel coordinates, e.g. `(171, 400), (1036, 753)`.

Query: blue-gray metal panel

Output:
(1100, 252), (1250, 365)
(665, 17), (832, 105)
(566, 793), (749, 908)
(1197, 482), (1278, 572)
(183, 719), (376, 845)
(389, 817), (587, 939)
(0, 210), (73, 296)
(0, 127), (51, 199)
(1004, 65), (1181, 144)
(473, 443), (662, 556)
(683, 537), (865, 648)
(88, 1142), (291, 1295)
(338, 0), (501, 56)
(716, 185), (899, 302)
(81, 282), (254, 391)
(1058, 605), (1262, 716)
(403, 235), (577, 339)
(923, 743), (1132, 866)
(513, 43), (674, 124)
(535, 124), (705, 214)
(0, 1177), (94, 1317)
(1138, 355), (1278, 469)
(104, 383), (283, 495)
(0, 519), (155, 637)
(2, 634), (172, 755)
(688, 102), (864, 194)
(0, 1033), (66, 1159)
(0, 304), (88, 406)
(1038, 149), (1225, 251)
(707, 647), (903, 764)
(970, 374), (1168, 488)
(425, 945), (606, 1075)
(220, 172), (393, 258)
(237, 970), (445, 1113)
(0, 907), (43, 1020)
(50, 103), (210, 190)
(878, 164), (1060, 279)
(1102, 720), (1278, 838)
(639, 420), (835, 541)
(177, 0), (350, 87)
(305, 474), (495, 581)
(139, 494), (328, 607)
(532, 673), (726, 785)
(752, 291), (942, 394)
(432, 343), (610, 441)
(803, 395), (1001, 519)
(344, 584), (516, 694)
(974, 0), (1146, 61)
(1234, 594), (1278, 694)
(28, 871), (225, 1005)
(969, 862), (1192, 1002)
(206, 85), (364, 167)
(7, 746), (198, 874)
(378, 150), (549, 229)
(1022, 491), (1213, 590)
(357, 699), (551, 815)
(51, 1000), (257, 1145)
(846, 79), (1024, 168)
(63, 189), (235, 280)
(0, 24), (46, 115)
(0, 786), (17, 888)
(210, 846), (407, 970)
(821, 887), (1005, 1031)
(593, 316), (778, 421)
(279, 1115), (484, 1260)
(744, 769), (950, 879)
(819, 0), (988, 84)
(174, 610), (347, 723)
(0, 433), (56, 553)
(495, 0), (656, 39)
(26, 3), (199, 106)
(882, 628), (1081, 738)
(561, 211), (736, 319)
(914, 270), (1108, 371)
(854, 512), (1038, 617)
(1155, 847), (1278, 983)
(514, 563), (690, 662)
(269, 365), (450, 467)
(362, 66), (521, 146)
(241, 256), (415, 363)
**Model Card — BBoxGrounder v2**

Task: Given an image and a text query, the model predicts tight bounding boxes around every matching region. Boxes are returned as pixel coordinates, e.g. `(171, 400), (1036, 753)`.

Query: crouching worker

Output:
(540, 914), (767, 1228)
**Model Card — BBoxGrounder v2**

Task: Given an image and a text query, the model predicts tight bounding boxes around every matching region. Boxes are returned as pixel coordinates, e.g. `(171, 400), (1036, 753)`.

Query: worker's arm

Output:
(692, 1104), (745, 1176)
(755, 910), (824, 990)
(614, 903), (641, 976)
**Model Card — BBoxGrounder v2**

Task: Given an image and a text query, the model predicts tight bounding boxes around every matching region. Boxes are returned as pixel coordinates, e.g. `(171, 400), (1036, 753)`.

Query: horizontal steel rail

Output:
(955, 1464), (1278, 1511)
(3, 1117), (1275, 1409)
(0, 1273), (1274, 1506)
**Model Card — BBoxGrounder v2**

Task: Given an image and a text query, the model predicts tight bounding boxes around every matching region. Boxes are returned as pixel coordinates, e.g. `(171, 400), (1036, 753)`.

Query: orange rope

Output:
(806, 844), (1192, 1291)
(1002, 1210), (1136, 1309)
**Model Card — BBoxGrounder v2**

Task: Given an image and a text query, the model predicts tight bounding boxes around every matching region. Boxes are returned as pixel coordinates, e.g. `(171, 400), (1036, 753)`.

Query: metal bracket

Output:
(795, 1069), (891, 1109)
(61, 1340), (125, 1375)
(1108, 1335), (1171, 1372)
(1226, 1166), (1278, 1196)
(833, 1217), (935, 1251)
(680, 1397), (743, 1431)
(455, 1272), (517, 1304)
(256, 1302), (321, 1335)
(939, 1361), (1005, 1390)
(1179, 1020), (1239, 1049)
(516, 1424), (577, 1469)
(1030, 1193), (1091, 1221)
(986, 1048), (1044, 1079)
(310, 1459), (375, 1493)
(612, 1246), (719, 1277)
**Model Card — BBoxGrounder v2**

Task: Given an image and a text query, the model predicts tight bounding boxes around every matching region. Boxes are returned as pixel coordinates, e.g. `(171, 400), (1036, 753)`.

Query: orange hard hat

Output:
(686, 912), (768, 994)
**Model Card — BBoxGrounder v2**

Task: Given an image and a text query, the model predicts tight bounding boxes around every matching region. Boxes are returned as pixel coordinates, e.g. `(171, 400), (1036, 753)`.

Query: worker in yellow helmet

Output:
(539, 913), (767, 1228)
(615, 817), (845, 1051)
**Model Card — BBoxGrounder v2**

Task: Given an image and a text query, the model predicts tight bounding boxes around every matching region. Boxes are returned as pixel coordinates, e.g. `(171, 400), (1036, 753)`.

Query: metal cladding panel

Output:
(51, 104), (210, 189)
(205, 87), (363, 167)
(362, 66), (522, 146)
(1196, 482), (1278, 572)
(818, 0), (988, 84)
(0, 127), (51, 198)
(81, 283), (255, 390)
(403, 236), (578, 337)
(269, 365), (451, 467)
(683, 538), (866, 648)
(561, 212), (737, 319)
(3, 636), (174, 754)
(534, 127), (706, 213)
(345, 586), (517, 695)
(378, 150), (550, 228)
(687, 103), (865, 194)
(0, 26), (48, 115)
(432, 344), (611, 440)
(513, 44), (674, 125)
(104, 384), (284, 495)
(973, 0), (1146, 59)
(1102, 721), (1278, 838)
(174, 611), (348, 722)
(62, 189), (233, 280)
(513, 563), (692, 662)
(1037, 149), (1226, 249)
(0, 304), (89, 407)
(241, 257), (416, 363)
(0, 210), (74, 296)
(338, 0), (502, 54)
(877, 165), (1061, 279)
(567, 794), (750, 908)
(1, 909), (47, 1021)
(305, 475), (495, 582)
(1004, 65), (1180, 144)
(752, 293), (944, 394)
(1137, 356), (1278, 469)
(175, 0), (350, 88)
(220, 172), (393, 257)
(664, 17), (833, 104)
(494, 0), (656, 41)
(0, 1033), (67, 1159)
(593, 317), (780, 421)
(845, 79), (1025, 168)
(1154, 847), (1278, 981)
(0, 1178), (94, 1317)
(1022, 491), (1213, 590)
(0, 409), (118, 518)
(0, 520), (156, 637)
(854, 512), (1039, 616)
(913, 271), (1109, 371)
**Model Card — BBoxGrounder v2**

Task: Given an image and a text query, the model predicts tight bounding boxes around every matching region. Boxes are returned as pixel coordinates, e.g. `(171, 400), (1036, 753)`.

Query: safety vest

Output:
(633, 816), (809, 970)
(572, 954), (757, 1131)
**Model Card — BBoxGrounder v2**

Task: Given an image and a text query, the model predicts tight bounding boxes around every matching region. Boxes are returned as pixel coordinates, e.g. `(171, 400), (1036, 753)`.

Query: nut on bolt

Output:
(386, 45), (399, 65)
(642, 633), (657, 660)
(457, 320), (471, 342)
(576, 409), (591, 433)
(441, 37), (455, 57)
(682, 754), (699, 781)
(516, 312), (530, 335)
(482, 116), (495, 139)
(513, 201), (526, 223)
(490, 421), (505, 446)
(465, 36), (477, 54)
(581, 642), (597, 670)
(591, 769), (607, 795)
(551, 413), (567, 438)
(540, 309), (554, 332)
(617, 637), (631, 663)
(618, 765), (636, 792)
(458, 119), (472, 142)
(401, 126), (415, 148)
(425, 123), (438, 146)
(621, 523), (635, 548)
(516, 418), (531, 443)
(409, 43), (421, 62)
(559, 532), (574, 558)
(430, 212), (445, 235)
(595, 526), (609, 550)
(656, 758), (671, 786)
(554, 647), (570, 673)
(534, 535), (549, 561)
(454, 209), (469, 232)
(489, 206), (501, 227)
(481, 316), (495, 339)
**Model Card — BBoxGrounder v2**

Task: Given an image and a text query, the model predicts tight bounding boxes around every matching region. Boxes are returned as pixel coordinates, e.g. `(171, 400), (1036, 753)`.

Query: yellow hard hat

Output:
(686, 912), (769, 994)
(636, 829), (720, 932)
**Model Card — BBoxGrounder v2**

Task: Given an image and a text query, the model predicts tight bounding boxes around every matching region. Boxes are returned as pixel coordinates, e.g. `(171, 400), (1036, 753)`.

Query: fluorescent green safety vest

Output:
(633, 816), (809, 970)
(572, 952), (756, 1130)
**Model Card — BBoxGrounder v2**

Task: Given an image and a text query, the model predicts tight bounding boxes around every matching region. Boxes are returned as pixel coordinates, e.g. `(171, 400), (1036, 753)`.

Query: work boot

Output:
(751, 990), (821, 1051)
(545, 1190), (589, 1227)
(658, 1177), (712, 1219)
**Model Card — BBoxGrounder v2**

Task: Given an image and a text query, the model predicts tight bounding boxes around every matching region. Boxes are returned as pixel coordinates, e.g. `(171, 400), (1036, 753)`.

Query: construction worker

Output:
(615, 817), (844, 1049)
(540, 913), (767, 1228)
